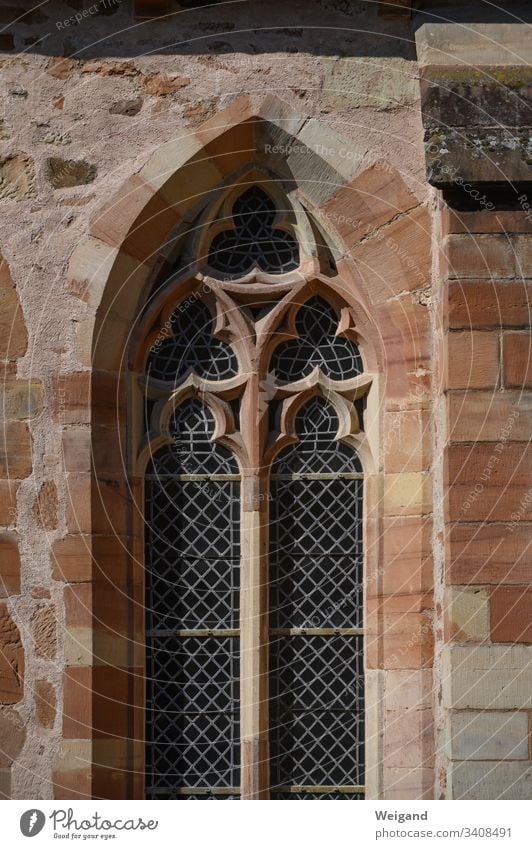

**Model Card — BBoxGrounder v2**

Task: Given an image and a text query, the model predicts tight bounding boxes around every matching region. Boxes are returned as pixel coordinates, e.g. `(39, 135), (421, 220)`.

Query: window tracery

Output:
(136, 179), (373, 800)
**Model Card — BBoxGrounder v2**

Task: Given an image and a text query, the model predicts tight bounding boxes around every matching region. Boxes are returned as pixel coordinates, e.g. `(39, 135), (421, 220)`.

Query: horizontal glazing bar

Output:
(147, 629), (240, 638)
(146, 787), (241, 796)
(145, 474), (240, 482)
(271, 785), (365, 794)
(270, 473), (364, 481)
(269, 628), (364, 637)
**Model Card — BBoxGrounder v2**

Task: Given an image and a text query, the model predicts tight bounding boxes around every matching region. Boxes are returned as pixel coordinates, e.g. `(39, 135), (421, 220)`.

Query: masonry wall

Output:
(440, 208), (532, 800)
(0, 0), (529, 801)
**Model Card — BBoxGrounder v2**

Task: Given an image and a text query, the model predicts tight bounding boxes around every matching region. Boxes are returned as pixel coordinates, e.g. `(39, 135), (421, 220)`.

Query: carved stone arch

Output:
(57, 94), (433, 801)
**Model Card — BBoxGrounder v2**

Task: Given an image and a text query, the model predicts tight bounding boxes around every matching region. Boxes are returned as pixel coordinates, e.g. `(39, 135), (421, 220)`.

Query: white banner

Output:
(2, 800), (530, 848)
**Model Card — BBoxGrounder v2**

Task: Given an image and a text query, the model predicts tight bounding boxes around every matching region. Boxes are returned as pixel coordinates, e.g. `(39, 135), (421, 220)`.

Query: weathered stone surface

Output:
(0, 605), (23, 703)
(0, 534), (20, 597)
(421, 67), (532, 130)
(416, 23), (532, 67)
(109, 98), (143, 117)
(31, 605), (57, 661)
(0, 707), (25, 766)
(81, 60), (137, 76)
(0, 154), (35, 200)
(46, 158), (97, 189)
(141, 73), (190, 96)
(323, 57), (418, 111)
(447, 711), (529, 760)
(46, 57), (76, 80)
(35, 680), (56, 729)
(443, 645), (532, 709)
(426, 126), (532, 188)
(32, 481), (58, 530)
(448, 761), (532, 800)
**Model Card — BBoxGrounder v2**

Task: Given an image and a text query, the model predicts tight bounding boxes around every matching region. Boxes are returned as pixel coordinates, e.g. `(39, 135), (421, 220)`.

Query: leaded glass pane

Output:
(271, 296), (363, 382)
(209, 187), (299, 277)
(145, 400), (240, 798)
(269, 397), (364, 798)
(147, 298), (237, 382)
(146, 636), (240, 790)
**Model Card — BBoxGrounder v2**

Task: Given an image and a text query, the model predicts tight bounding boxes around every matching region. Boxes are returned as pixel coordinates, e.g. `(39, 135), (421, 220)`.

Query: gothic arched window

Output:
(137, 180), (372, 800)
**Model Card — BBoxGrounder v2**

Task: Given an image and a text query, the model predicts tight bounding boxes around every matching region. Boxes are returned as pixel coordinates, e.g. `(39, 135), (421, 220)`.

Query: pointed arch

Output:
(56, 95), (434, 802)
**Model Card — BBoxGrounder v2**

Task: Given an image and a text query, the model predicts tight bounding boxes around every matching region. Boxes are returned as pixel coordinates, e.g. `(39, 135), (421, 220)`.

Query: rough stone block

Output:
(0, 153), (35, 200)
(32, 481), (58, 530)
(31, 605), (57, 661)
(47, 157), (96, 189)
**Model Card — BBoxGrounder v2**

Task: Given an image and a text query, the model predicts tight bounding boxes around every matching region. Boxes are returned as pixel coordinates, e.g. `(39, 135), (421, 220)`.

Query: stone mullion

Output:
(239, 374), (270, 800)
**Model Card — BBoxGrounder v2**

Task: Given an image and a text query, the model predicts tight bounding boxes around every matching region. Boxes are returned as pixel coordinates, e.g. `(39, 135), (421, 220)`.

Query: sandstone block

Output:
(0, 533), (19, 597)
(446, 234), (515, 280)
(47, 157), (96, 189)
(445, 331), (499, 390)
(447, 711), (529, 760)
(31, 605), (57, 661)
(447, 586), (489, 641)
(491, 587), (532, 643)
(503, 333), (532, 389)
(0, 154), (35, 200)
(0, 605), (23, 703)
(448, 761), (532, 800)
(35, 680), (56, 728)
(0, 707), (25, 766)
(443, 645), (532, 709)
(0, 421), (32, 478)
(384, 472), (432, 516)
(32, 481), (58, 530)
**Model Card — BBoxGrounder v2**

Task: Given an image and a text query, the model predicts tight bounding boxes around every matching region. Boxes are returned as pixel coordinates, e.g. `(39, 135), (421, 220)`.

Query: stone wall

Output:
(0, 0), (529, 801)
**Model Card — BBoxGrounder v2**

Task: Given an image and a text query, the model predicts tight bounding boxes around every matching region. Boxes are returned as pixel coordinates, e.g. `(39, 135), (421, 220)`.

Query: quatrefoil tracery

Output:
(141, 286), (371, 472)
